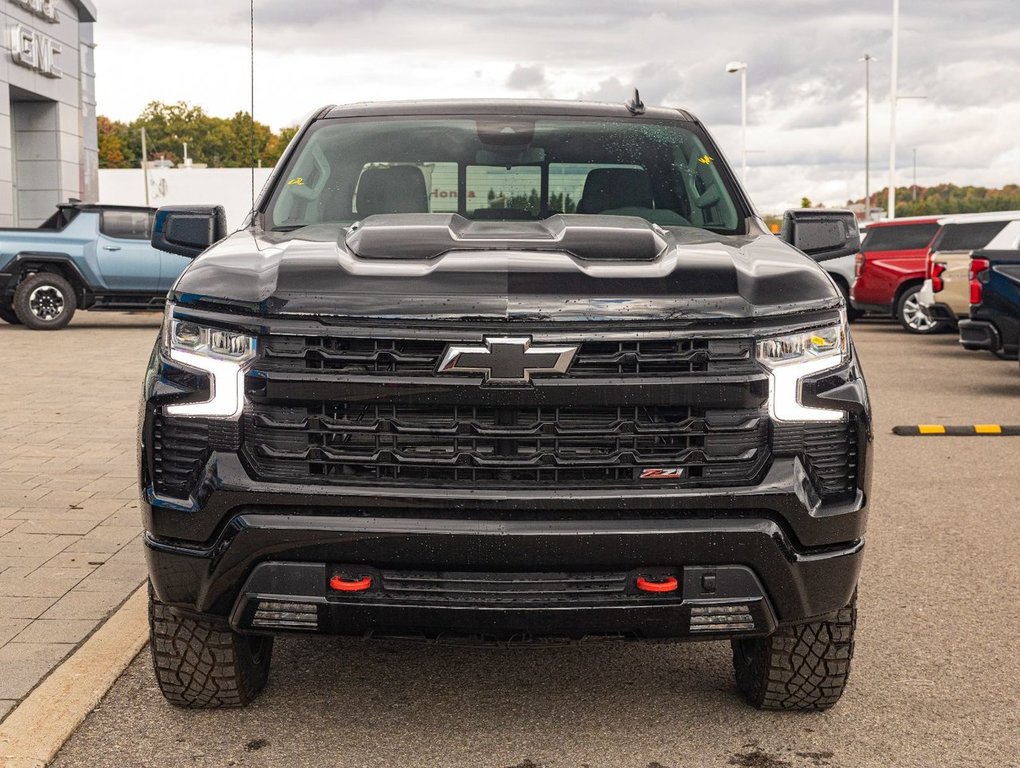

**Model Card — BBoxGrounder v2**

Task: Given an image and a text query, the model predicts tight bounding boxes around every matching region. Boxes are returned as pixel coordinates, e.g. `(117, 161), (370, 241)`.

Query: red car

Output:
(848, 217), (942, 334)
(851, 216), (942, 332)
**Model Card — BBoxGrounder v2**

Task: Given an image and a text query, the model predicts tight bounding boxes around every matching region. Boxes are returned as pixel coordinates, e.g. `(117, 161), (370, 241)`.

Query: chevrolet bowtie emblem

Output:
(437, 337), (578, 384)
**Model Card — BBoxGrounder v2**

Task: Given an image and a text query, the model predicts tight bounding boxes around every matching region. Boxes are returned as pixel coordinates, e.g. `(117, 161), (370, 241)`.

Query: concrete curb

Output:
(0, 585), (147, 768)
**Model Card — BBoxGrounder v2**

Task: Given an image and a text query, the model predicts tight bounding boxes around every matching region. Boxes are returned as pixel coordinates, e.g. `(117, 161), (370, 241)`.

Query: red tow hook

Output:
(636, 575), (679, 593)
(330, 574), (373, 592)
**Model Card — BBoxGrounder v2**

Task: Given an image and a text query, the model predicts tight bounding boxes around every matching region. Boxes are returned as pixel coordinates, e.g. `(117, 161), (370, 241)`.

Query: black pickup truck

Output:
(141, 99), (871, 711)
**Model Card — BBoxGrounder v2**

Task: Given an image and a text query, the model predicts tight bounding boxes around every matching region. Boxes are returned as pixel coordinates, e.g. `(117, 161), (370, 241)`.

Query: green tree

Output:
(854, 185), (1020, 217)
(114, 101), (296, 168)
(97, 116), (135, 168)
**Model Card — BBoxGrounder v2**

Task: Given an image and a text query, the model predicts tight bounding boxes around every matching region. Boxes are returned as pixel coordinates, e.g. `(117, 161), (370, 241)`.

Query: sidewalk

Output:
(0, 312), (162, 721)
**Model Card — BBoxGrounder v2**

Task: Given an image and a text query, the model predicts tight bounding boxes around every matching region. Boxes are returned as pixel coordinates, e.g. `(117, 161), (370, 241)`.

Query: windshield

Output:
(265, 116), (745, 234)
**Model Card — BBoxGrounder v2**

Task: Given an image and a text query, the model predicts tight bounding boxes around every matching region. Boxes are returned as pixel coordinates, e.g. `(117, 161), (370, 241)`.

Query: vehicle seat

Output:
(355, 166), (429, 217)
(576, 168), (654, 214)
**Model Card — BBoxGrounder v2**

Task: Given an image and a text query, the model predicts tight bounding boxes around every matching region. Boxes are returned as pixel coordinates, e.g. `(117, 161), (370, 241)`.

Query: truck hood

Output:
(171, 214), (840, 322)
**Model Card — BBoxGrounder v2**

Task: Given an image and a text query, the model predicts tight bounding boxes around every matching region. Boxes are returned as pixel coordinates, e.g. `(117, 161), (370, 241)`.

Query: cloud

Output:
(90, 0), (1020, 211)
(506, 64), (546, 91)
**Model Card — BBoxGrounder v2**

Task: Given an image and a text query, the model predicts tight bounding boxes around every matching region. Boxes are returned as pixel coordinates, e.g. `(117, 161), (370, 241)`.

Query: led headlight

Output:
(757, 318), (848, 422)
(162, 307), (256, 419)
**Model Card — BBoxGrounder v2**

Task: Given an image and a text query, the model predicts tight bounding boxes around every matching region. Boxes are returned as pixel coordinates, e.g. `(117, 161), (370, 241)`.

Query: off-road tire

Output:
(731, 592), (857, 711)
(148, 586), (273, 708)
(896, 285), (947, 335)
(0, 303), (20, 324)
(12, 272), (77, 330)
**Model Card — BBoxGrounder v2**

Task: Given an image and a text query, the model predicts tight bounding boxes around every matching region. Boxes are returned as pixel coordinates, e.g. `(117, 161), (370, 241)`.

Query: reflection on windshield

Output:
(267, 117), (744, 235)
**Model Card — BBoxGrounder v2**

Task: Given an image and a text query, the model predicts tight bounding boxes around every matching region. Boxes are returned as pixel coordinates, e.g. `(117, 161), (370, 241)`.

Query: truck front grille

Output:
(376, 570), (639, 606)
(243, 403), (770, 488)
(259, 335), (753, 377)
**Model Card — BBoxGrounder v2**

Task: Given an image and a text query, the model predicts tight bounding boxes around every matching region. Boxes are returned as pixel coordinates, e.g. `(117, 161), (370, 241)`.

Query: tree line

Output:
(848, 184), (1020, 217)
(99, 101), (298, 169)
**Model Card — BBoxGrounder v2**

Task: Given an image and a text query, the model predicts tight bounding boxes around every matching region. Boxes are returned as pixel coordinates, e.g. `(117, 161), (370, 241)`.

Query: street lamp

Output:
(725, 61), (748, 183)
(888, 0), (900, 219)
(859, 54), (876, 221)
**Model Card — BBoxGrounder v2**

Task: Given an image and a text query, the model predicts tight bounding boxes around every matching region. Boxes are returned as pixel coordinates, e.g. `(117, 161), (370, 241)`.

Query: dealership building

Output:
(0, 0), (97, 227)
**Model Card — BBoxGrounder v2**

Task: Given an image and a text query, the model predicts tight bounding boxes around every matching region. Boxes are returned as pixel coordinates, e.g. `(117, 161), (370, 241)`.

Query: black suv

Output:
(141, 99), (871, 711)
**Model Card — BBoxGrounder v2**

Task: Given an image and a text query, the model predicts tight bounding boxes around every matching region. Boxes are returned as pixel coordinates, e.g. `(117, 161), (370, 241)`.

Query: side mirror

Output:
(780, 208), (861, 262)
(151, 206), (228, 259)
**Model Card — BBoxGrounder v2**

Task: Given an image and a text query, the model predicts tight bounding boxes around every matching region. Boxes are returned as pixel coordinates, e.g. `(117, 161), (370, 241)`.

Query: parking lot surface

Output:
(0, 313), (159, 721)
(4, 317), (1018, 768)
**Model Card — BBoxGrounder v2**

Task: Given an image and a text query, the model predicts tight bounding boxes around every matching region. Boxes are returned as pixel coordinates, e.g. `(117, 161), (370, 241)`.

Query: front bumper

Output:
(144, 449), (869, 640)
(146, 508), (864, 641)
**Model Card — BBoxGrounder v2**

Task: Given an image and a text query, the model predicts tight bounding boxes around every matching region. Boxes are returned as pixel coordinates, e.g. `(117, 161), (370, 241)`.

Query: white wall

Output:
(99, 167), (275, 230)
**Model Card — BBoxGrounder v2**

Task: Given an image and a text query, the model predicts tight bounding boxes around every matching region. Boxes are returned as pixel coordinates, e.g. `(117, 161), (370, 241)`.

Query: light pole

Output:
(888, 0), (900, 219)
(726, 61), (748, 183)
(912, 148), (917, 201)
(859, 54), (876, 220)
(140, 127), (150, 207)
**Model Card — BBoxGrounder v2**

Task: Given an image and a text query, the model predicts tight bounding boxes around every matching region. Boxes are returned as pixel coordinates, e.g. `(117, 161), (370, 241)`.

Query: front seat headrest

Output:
(356, 166), (429, 217)
(576, 168), (654, 214)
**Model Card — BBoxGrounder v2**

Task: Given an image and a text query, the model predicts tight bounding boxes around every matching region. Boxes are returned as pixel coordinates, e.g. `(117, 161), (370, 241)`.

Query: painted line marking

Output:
(974, 424), (1002, 434)
(0, 584), (147, 768)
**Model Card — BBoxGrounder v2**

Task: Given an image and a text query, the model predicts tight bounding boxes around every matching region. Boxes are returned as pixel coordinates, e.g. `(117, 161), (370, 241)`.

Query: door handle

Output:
(103, 246), (122, 251)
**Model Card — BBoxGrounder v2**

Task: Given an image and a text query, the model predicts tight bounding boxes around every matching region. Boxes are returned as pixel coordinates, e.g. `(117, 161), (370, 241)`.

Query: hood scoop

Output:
(344, 213), (668, 262)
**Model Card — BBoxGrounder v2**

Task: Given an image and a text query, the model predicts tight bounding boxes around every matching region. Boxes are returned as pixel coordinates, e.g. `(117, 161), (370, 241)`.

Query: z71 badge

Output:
(640, 468), (686, 480)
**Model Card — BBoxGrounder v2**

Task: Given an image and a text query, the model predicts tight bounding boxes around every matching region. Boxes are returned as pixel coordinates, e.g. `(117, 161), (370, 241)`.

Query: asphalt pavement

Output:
(50, 319), (1020, 768)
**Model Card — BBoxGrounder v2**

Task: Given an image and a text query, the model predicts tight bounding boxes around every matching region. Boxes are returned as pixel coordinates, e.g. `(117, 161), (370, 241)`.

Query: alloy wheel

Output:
(28, 285), (66, 321)
(901, 294), (936, 332)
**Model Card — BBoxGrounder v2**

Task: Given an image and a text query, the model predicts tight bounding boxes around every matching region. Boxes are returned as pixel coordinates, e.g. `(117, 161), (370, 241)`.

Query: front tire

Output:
(731, 592), (857, 711)
(12, 272), (77, 330)
(896, 285), (947, 334)
(148, 586), (273, 708)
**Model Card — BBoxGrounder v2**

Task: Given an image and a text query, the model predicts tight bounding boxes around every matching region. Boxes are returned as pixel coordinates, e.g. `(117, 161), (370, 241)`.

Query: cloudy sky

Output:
(93, 0), (1020, 212)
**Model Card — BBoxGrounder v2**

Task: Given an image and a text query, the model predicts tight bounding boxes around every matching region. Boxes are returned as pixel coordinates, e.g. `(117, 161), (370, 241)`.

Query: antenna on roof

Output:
(249, 0), (256, 211)
(625, 88), (645, 115)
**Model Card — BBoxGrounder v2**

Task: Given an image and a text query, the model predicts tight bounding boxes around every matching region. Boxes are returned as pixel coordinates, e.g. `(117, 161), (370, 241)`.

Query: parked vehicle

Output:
(0, 203), (185, 330)
(959, 220), (1020, 361)
(850, 216), (941, 332)
(813, 249), (861, 321)
(917, 211), (1020, 332)
(142, 99), (871, 712)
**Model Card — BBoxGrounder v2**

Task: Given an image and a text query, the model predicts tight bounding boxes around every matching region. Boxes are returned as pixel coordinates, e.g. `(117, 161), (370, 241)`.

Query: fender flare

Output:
(0, 252), (94, 304)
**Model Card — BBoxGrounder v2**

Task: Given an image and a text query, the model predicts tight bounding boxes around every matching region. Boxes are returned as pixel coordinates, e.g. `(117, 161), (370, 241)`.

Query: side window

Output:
(101, 210), (153, 240)
(932, 222), (1009, 252)
(861, 223), (939, 252)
